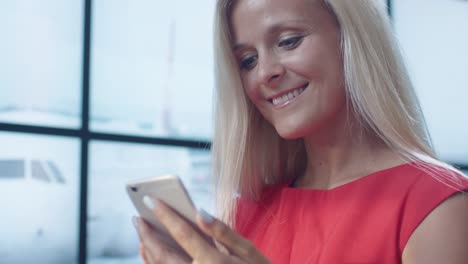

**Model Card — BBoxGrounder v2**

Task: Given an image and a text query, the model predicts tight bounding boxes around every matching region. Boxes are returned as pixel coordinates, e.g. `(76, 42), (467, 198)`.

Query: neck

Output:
(295, 109), (404, 189)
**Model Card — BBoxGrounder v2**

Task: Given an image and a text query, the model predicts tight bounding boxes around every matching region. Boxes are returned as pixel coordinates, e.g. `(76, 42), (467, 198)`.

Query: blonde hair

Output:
(212, 0), (466, 227)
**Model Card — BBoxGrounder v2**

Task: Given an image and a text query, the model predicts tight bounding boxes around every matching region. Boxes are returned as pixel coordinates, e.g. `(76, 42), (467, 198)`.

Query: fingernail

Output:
(143, 195), (157, 210)
(132, 216), (139, 229)
(199, 208), (214, 224)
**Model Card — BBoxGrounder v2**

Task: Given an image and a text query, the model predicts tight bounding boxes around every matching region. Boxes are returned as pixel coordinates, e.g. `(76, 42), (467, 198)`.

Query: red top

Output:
(235, 163), (468, 264)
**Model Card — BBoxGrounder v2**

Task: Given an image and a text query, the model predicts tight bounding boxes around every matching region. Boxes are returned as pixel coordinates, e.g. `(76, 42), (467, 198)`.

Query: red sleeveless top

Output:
(235, 163), (468, 264)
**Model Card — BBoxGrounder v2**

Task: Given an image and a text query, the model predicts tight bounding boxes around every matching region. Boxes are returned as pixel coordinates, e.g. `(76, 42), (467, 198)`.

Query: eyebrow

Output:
(232, 19), (311, 51)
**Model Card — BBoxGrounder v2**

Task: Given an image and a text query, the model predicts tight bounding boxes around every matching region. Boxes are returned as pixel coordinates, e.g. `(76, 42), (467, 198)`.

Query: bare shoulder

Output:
(402, 191), (468, 264)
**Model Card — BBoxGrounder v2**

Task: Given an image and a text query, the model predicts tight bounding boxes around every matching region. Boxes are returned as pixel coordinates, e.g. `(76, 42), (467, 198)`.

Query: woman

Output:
(135, 0), (468, 263)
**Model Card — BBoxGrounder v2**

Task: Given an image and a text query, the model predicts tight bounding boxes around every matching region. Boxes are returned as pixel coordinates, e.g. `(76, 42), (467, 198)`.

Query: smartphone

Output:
(126, 174), (214, 255)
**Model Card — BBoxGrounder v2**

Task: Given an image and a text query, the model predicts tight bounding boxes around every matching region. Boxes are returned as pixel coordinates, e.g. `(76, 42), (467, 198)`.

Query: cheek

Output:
(243, 86), (255, 101)
(242, 78), (262, 103)
(246, 91), (270, 118)
(242, 86), (273, 120)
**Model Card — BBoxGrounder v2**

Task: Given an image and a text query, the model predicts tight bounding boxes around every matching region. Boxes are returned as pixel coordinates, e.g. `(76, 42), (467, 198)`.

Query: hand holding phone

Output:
(126, 174), (214, 254)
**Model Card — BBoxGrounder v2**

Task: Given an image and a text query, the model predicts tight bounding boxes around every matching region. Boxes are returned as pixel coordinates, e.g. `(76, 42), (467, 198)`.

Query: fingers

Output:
(145, 197), (223, 263)
(140, 243), (149, 264)
(135, 217), (190, 264)
(196, 209), (270, 264)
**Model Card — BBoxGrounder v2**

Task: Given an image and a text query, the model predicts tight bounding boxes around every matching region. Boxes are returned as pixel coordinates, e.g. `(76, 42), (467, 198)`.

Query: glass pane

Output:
(0, 1), (83, 128)
(0, 132), (80, 263)
(90, 0), (215, 140)
(87, 141), (213, 264)
(393, 0), (468, 165)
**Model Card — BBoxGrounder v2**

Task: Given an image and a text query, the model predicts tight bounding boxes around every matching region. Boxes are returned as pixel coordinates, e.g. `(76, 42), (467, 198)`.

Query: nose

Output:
(256, 53), (285, 88)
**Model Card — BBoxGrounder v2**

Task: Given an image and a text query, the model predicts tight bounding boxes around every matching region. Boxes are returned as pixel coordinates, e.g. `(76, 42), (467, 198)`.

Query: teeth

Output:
(271, 86), (306, 106)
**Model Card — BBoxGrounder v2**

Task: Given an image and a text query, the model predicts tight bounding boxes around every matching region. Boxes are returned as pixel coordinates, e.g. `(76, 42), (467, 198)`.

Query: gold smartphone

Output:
(126, 174), (213, 256)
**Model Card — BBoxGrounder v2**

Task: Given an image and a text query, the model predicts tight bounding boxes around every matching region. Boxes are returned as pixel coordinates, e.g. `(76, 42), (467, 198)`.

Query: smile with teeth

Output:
(271, 84), (307, 106)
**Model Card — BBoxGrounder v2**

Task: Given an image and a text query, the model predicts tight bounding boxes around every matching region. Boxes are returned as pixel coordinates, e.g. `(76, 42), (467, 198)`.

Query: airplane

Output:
(0, 158), (78, 264)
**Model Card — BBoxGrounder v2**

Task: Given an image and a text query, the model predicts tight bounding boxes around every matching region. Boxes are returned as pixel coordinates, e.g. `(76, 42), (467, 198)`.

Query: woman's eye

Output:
(240, 55), (257, 71)
(278, 36), (304, 49)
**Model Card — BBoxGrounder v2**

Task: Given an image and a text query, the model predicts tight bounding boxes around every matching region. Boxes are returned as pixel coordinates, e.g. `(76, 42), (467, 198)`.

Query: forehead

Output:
(229, 0), (325, 35)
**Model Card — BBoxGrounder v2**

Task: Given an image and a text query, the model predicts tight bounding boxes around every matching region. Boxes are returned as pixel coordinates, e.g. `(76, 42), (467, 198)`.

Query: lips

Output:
(269, 83), (308, 107)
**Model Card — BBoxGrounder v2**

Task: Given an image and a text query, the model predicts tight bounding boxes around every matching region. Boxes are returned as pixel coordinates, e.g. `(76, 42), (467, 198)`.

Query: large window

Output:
(0, 1), (214, 264)
(392, 0), (468, 165)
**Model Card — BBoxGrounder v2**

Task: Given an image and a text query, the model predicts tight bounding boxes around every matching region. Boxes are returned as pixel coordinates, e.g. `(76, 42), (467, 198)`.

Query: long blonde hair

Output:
(212, 0), (466, 227)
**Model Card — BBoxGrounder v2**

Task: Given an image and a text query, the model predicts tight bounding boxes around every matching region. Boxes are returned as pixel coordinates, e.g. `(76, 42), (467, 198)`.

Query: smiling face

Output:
(230, 0), (347, 139)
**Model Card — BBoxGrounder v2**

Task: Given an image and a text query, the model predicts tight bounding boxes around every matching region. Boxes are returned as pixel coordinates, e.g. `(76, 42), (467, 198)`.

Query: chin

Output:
(274, 117), (326, 140)
(275, 124), (310, 140)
